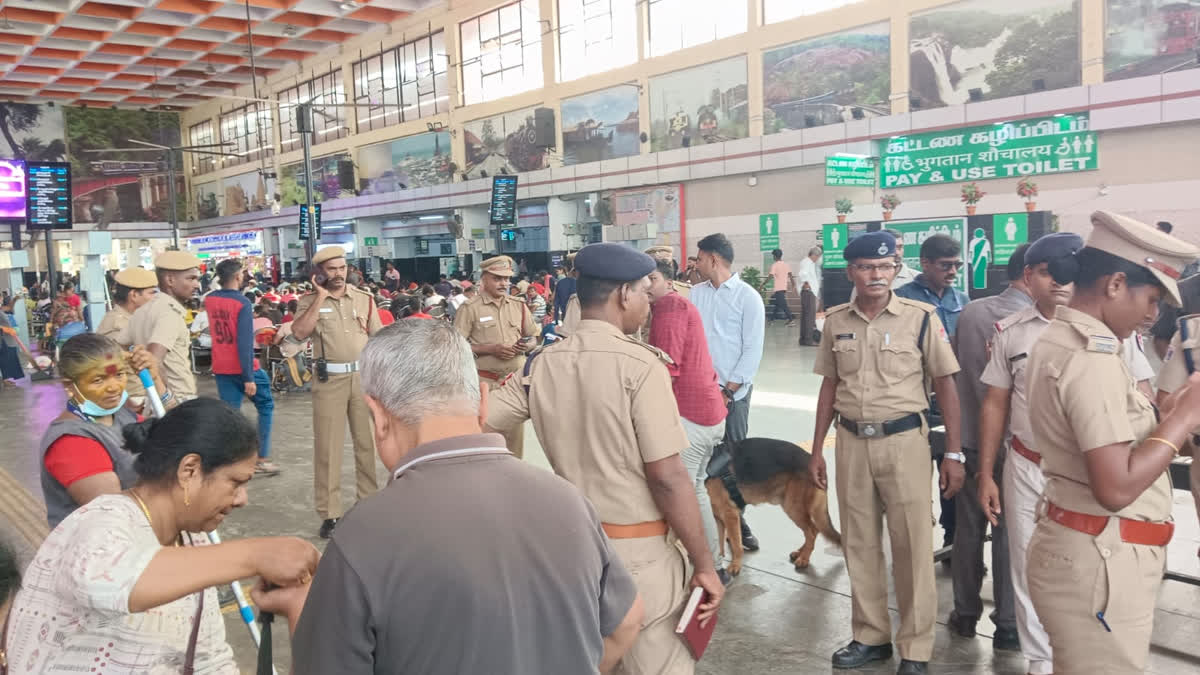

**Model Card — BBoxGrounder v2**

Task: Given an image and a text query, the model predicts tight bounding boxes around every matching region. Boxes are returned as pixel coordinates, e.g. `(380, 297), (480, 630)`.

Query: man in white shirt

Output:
(795, 246), (822, 345)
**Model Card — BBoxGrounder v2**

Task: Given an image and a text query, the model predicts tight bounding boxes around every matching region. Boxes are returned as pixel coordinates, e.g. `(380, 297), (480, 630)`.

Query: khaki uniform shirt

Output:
(1028, 306), (1169, 521)
(96, 304), (133, 346)
(129, 293), (195, 399)
(559, 295), (581, 336)
(981, 305), (1054, 449)
(1157, 315), (1200, 395)
(454, 292), (537, 375)
(814, 293), (959, 422)
(296, 287), (382, 363)
(488, 319), (689, 525)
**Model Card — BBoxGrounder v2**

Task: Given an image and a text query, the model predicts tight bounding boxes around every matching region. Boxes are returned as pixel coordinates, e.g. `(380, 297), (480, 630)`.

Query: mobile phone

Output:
(314, 273), (328, 286)
(316, 358), (328, 382)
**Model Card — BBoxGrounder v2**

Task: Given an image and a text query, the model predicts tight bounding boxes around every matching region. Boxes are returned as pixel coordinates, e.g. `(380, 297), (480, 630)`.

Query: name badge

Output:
(319, 308), (333, 314)
(1009, 353), (1027, 363)
(835, 333), (855, 341)
(480, 316), (494, 323)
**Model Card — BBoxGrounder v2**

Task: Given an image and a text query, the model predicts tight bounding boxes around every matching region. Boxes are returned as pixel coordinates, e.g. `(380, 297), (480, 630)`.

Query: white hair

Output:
(361, 320), (481, 425)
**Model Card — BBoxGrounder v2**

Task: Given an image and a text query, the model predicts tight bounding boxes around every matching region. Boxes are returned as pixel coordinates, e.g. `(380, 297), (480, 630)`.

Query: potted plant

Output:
(961, 182), (985, 215)
(834, 198), (854, 223)
(1017, 177), (1038, 212)
(880, 194), (901, 221)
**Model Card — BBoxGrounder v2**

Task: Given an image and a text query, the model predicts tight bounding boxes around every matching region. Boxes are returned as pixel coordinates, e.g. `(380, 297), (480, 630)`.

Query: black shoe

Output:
(897, 659), (928, 675)
(740, 516), (760, 552)
(993, 626), (1021, 651)
(832, 641), (893, 669)
(319, 518), (339, 539)
(947, 610), (977, 638)
(717, 568), (733, 587)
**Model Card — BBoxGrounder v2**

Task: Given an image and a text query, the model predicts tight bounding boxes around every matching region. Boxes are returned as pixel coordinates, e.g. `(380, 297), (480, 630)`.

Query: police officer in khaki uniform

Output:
(1155, 314), (1200, 541)
(487, 243), (724, 675)
(808, 231), (965, 675)
(129, 250), (202, 403)
(97, 267), (157, 346)
(292, 246), (383, 539)
(453, 255), (537, 458)
(1026, 211), (1200, 674)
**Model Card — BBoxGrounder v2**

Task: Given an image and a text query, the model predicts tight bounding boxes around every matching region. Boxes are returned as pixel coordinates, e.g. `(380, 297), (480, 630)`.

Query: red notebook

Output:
(674, 586), (718, 659)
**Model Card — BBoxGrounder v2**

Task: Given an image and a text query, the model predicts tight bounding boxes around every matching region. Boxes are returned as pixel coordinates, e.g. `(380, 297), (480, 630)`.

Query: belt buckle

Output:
(861, 423), (878, 438)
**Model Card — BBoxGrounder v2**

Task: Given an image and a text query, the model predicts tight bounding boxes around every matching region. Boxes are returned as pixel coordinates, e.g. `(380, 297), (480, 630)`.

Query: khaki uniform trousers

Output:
(835, 425), (936, 661)
(1027, 517), (1165, 674)
(312, 371), (378, 519)
(479, 369), (524, 458)
(610, 535), (694, 675)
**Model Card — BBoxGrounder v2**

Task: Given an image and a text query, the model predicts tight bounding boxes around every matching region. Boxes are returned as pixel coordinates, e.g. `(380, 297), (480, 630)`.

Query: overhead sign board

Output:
(878, 113), (1097, 188)
(25, 162), (72, 230)
(825, 154), (876, 187)
(489, 175), (518, 225)
(298, 203), (322, 240)
(185, 230), (264, 257)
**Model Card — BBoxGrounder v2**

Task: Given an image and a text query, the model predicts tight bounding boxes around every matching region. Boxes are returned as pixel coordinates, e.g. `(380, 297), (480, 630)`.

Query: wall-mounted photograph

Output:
(279, 153), (352, 207)
(359, 131), (454, 195)
(763, 23), (891, 133)
(222, 169), (274, 217)
(649, 56), (749, 152)
(1105, 0), (1200, 81)
(0, 103), (66, 162)
(463, 106), (549, 179)
(909, 0), (1080, 108)
(194, 181), (219, 221)
(561, 84), (641, 165)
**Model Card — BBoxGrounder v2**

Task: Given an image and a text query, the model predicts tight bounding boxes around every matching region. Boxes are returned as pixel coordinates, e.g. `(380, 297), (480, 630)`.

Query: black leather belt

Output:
(838, 412), (923, 439)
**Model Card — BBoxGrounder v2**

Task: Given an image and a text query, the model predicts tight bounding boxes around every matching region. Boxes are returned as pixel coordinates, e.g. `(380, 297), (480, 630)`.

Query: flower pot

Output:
(966, 205), (978, 216)
(1025, 201), (1036, 212)
(837, 214), (847, 223)
(883, 211), (893, 221)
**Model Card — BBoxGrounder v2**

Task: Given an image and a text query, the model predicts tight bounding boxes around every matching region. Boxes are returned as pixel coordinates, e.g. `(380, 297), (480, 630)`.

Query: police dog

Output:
(706, 437), (841, 575)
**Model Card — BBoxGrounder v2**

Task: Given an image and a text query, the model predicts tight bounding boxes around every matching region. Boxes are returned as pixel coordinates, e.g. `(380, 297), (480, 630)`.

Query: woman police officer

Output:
(1025, 211), (1200, 673)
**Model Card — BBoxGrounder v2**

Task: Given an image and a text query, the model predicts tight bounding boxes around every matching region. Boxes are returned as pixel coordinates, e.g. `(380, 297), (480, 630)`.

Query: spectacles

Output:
(851, 263), (898, 274)
(933, 260), (965, 271)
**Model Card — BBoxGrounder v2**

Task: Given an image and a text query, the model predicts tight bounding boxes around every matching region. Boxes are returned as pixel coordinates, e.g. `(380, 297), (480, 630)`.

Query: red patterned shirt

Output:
(648, 292), (727, 427)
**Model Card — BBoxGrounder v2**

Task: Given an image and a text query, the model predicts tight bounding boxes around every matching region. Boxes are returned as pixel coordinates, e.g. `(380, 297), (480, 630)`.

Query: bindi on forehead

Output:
(105, 363), (120, 376)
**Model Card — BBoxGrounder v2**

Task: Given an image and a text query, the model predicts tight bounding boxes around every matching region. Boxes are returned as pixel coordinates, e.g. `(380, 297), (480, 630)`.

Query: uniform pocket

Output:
(833, 340), (861, 375)
(880, 343), (922, 383)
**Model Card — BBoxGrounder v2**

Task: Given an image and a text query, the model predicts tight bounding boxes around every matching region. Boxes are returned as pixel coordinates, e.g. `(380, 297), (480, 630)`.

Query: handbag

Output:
(182, 589), (203, 674)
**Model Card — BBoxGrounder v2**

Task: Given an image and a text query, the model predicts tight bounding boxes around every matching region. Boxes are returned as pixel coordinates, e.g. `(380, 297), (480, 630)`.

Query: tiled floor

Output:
(2, 323), (1198, 673)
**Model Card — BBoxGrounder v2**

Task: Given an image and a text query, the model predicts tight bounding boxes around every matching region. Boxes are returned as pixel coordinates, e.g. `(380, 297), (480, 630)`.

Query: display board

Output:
(0, 159), (27, 223)
(298, 203), (322, 240)
(26, 161), (72, 229)
(489, 175), (518, 225)
(825, 155), (876, 187)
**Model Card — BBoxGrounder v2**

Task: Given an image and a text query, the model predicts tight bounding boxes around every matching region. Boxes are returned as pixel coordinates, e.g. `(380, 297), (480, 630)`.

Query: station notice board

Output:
(26, 161), (72, 230)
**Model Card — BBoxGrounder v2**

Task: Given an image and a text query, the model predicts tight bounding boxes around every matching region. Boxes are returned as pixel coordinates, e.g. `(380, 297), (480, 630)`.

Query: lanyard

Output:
(391, 446), (510, 482)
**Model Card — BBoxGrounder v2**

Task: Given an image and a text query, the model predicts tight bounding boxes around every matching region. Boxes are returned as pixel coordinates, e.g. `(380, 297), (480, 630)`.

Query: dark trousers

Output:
(951, 448), (1015, 630)
(799, 288), (818, 345)
(770, 290), (794, 321)
(722, 385), (752, 446)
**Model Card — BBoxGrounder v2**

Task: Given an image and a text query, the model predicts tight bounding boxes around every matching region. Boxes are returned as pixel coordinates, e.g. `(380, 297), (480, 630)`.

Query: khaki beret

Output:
(480, 255), (515, 277)
(312, 246), (346, 265)
(1088, 210), (1200, 307)
(114, 267), (158, 289)
(154, 250), (201, 271)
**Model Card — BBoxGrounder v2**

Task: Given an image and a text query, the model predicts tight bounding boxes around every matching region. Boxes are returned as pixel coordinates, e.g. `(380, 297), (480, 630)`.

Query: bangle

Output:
(1147, 437), (1180, 455)
(160, 391), (173, 404)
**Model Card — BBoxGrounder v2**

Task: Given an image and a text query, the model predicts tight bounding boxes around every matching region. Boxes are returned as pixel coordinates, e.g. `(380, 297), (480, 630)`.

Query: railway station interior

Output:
(1, 0), (1200, 673)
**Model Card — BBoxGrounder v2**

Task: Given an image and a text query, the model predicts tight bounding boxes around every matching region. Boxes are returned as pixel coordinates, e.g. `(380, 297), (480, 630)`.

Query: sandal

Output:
(255, 460), (281, 477)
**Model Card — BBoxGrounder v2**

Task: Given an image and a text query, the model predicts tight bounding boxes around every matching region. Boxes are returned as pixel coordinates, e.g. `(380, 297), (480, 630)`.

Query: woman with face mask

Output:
(39, 333), (170, 528)
(7, 398), (319, 674)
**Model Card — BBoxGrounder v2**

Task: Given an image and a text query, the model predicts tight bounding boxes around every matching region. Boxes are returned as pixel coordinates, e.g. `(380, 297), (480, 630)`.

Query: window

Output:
(218, 103), (273, 167)
(460, 0), (543, 105)
(352, 31), (449, 132)
(188, 120), (215, 175)
(557, 0), (637, 81)
(647, 0), (746, 57)
(278, 71), (348, 152)
(765, 0), (866, 24)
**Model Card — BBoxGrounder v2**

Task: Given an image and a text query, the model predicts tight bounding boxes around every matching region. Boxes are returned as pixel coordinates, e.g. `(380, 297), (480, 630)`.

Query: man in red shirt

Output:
(646, 255), (732, 585)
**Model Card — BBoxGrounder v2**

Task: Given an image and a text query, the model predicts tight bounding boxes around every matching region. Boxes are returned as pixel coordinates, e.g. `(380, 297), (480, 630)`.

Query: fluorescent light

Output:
(418, 215), (444, 220)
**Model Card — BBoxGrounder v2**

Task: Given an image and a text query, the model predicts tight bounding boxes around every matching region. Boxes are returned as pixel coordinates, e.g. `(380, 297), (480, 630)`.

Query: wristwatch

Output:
(944, 452), (966, 463)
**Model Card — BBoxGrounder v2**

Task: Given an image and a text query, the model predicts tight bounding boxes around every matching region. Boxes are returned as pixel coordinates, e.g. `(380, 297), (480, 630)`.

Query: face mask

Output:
(72, 384), (129, 417)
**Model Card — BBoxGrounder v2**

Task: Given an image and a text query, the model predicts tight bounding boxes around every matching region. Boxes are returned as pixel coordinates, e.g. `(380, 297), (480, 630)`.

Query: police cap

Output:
(574, 242), (655, 282)
(1089, 210), (1200, 307)
(643, 245), (674, 263)
(1024, 232), (1084, 267)
(154, 250), (201, 271)
(114, 267), (157, 289)
(312, 246), (346, 265)
(479, 255), (515, 278)
(843, 231), (896, 262)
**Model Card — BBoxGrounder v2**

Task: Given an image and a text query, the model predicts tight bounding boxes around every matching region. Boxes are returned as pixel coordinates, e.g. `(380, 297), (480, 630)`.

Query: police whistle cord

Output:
(137, 369), (277, 675)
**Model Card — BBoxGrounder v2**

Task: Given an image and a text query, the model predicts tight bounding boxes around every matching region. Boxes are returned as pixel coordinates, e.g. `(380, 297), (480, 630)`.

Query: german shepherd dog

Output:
(706, 437), (841, 576)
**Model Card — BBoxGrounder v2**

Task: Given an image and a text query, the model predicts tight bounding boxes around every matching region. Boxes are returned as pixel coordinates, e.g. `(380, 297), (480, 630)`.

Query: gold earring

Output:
(183, 486), (190, 507)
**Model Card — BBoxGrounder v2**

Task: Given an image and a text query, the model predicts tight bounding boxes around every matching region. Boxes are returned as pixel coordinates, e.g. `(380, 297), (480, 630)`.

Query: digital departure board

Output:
(298, 203), (322, 240)
(25, 162), (72, 229)
(489, 175), (518, 225)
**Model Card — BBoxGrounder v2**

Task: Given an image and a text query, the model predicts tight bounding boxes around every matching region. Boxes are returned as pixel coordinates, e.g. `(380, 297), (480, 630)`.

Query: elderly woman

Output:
(7, 398), (319, 673)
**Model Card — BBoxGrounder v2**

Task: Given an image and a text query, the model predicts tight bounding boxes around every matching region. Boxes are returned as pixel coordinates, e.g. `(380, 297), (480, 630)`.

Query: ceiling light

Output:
(338, 1), (358, 11)
(282, 25), (298, 36)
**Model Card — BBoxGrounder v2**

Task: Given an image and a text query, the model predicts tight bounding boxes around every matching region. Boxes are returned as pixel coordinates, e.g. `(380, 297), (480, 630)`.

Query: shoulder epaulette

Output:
(622, 334), (675, 366)
(825, 302), (852, 314)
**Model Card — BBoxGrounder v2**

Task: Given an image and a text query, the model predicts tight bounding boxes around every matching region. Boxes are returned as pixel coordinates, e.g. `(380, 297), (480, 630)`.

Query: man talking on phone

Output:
(292, 246), (383, 539)
(454, 255), (538, 458)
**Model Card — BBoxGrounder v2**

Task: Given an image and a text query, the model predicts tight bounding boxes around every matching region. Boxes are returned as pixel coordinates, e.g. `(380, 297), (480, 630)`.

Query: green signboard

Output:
(991, 213), (1028, 266)
(759, 213), (780, 252)
(825, 154), (876, 187)
(879, 113), (1097, 188)
(967, 227), (992, 290)
(363, 236), (379, 246)
(822, 223), (850, 268)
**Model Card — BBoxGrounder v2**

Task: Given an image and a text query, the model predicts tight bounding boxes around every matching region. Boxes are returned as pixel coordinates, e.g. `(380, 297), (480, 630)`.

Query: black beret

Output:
(843, 231), (897, 261)
(574, 242), (656, 282)
(1023, 232), (1083, 267)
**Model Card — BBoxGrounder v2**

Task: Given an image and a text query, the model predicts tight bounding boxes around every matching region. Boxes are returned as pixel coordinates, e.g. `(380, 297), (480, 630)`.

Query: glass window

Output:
(558, 0), (637, 81)
(765, 0), (866, 24)
(647, 0), (746, 57)
(352, 31), (449, 133)
(460, 0), (543, 105)
(277, 70), (348, 153)
(188, 120), (215, 175)
(218, 103), (273, 168)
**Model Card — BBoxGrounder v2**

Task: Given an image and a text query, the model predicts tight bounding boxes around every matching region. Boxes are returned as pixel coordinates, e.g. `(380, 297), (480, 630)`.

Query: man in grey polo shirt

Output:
(254, 319), (643, 674)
